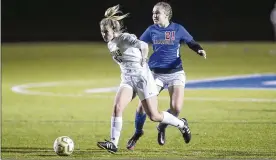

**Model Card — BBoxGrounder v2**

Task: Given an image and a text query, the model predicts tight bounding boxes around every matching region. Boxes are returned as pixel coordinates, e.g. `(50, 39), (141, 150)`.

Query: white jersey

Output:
(107, 33), (144, 73)
(106, 33), (158, 100)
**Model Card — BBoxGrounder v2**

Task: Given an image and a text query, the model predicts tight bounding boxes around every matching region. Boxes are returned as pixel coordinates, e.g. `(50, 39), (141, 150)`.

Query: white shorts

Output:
(119, 66), (158, 101)
(152, 71), (186, 89)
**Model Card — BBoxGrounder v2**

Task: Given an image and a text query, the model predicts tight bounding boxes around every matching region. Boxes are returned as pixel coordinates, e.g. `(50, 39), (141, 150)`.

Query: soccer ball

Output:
(53, 136), (74, 156)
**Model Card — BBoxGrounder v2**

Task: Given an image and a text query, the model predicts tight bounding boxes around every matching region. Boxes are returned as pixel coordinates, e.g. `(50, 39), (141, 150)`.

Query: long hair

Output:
(100, 5), (129, 32)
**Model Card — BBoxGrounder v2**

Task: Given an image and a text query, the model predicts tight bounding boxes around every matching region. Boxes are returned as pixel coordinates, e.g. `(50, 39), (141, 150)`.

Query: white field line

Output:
(10, 74), (276, 103)
(185, 73), (276, 84)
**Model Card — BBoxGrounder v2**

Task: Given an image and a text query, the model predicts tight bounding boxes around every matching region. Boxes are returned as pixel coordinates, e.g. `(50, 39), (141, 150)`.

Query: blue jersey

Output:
(140, 22), (193, 72)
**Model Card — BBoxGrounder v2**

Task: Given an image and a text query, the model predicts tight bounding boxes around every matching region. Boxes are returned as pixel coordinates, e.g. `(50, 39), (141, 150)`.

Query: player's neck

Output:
(158, 21), (170, 28)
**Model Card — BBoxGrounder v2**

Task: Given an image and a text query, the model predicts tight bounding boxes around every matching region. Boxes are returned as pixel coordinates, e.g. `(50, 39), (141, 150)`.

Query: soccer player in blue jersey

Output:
(126, 2), (206, 150)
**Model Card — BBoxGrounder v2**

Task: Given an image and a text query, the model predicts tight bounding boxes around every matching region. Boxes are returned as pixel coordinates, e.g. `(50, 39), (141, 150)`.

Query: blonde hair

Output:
(155, 2), (173, 21)
(100, 4), (129, 32)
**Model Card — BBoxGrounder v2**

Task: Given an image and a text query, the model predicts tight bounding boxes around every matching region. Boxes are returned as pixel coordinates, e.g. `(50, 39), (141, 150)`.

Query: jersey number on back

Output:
(112, 50), (122, 63)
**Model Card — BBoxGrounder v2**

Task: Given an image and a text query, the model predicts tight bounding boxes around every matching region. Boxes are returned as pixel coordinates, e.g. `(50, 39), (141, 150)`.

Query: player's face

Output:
(100, 25), (114, 42)
(152, 6), (168, 25)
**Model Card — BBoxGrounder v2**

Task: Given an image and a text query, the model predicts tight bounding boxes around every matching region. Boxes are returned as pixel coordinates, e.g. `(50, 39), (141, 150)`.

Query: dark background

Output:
(2, 0), (276, 42)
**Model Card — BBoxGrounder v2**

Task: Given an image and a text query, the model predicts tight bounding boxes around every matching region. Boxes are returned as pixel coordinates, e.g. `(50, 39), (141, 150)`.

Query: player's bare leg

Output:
(168, 85), (184, 116)
(98, 86), (134, 153)
(127, 86), (162, 150)
(157, 85), (185, 145)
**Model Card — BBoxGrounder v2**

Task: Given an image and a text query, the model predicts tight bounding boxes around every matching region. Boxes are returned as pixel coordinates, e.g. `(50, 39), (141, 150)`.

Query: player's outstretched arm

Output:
(179, 25), (206, 59)
(187, 40), (207, 59)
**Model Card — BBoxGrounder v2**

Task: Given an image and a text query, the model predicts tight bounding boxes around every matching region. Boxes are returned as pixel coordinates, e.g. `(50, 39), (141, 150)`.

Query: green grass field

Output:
(2, 42), (276, 159)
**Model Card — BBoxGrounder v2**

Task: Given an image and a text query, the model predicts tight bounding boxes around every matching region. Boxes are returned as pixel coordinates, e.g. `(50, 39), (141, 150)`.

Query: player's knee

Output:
(170, 105), (182, 116)
(148, 115), (159, 122)
(137, 101), (143, 108)
(148, 113), (161, 122)
(136, 104), (145, 114)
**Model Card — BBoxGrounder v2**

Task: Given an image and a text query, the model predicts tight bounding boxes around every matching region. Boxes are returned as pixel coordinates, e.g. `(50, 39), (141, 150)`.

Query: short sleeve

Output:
(179, 25), (193, 43)
(119, 33), (139, 46)
(139, 27), (152, 43)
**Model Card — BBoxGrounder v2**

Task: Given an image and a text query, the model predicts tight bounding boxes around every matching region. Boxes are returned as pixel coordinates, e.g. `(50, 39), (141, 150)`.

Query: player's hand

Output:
(198, 50), (207, 59)
(141, 58), (147, 67)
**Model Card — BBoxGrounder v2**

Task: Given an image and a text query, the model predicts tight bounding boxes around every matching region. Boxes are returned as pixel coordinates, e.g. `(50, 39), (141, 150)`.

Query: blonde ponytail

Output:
(104, 4), (129, 21)
(100, 4), (129, 32)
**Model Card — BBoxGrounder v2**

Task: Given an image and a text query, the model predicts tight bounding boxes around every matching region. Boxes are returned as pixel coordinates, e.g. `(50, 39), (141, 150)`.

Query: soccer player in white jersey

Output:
(97, 4), (191, 154)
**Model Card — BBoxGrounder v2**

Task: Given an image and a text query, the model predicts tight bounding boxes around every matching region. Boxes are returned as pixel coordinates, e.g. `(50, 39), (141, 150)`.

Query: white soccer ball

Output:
(53, 136), (74, 156)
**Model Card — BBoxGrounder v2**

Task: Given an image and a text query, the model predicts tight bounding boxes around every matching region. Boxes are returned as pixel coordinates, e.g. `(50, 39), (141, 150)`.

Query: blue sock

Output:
(135, 112), (146, 134)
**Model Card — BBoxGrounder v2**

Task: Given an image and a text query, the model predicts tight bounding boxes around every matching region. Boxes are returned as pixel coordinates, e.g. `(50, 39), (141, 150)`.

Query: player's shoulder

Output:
(145, 24), (156, 31)
(171, 22), (185, 29)
(148, 24), (156, 29)
(119, 32), (137, 41)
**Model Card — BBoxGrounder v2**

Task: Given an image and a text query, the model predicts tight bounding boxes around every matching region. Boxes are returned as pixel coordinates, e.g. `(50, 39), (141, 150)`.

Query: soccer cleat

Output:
(157, 125), (166, 145)
(126, 131), (144, 150)
(179, 118), (192, 144)
(97, 139), (118, 154)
